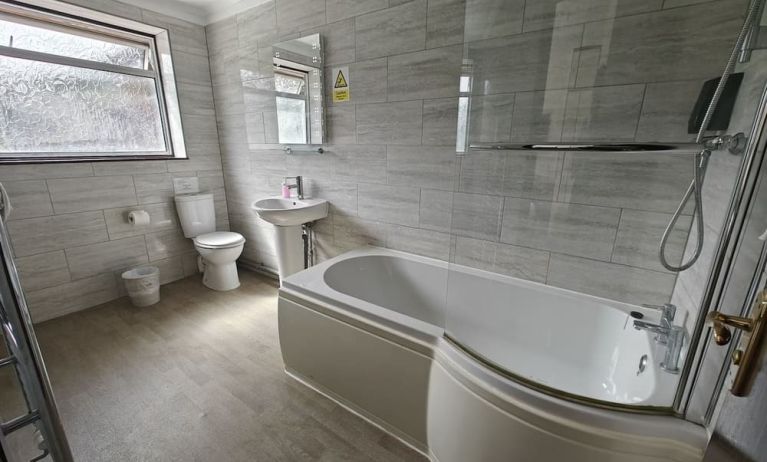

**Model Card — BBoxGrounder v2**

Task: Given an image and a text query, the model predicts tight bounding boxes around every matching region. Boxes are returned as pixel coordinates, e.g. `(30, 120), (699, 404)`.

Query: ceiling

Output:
(128, 0), (270, 25)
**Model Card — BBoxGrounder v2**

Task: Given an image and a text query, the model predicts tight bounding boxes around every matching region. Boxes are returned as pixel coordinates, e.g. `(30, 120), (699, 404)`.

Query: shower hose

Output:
(659, 0), (765, 271)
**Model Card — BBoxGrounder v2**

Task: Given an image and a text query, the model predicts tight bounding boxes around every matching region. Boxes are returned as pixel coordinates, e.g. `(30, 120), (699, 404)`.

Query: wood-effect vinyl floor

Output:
(1, 271), (426, 462)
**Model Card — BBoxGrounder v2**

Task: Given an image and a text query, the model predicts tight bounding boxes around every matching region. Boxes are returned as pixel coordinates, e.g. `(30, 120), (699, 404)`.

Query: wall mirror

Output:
(272, 33), (324, 145)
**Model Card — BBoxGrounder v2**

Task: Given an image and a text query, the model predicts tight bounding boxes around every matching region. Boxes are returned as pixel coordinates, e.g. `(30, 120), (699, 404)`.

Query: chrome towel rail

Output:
(468, 134), (747, 155)
(468, 142), (697, 152)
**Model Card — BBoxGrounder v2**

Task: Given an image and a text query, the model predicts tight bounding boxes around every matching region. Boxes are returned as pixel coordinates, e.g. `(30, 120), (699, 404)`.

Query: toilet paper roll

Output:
(128, 210), (150, 226)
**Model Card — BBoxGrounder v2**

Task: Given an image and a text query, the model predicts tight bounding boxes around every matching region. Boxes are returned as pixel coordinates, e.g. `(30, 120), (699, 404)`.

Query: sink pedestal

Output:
(274, 225), (304, 280)
(252, 196), (328, 282)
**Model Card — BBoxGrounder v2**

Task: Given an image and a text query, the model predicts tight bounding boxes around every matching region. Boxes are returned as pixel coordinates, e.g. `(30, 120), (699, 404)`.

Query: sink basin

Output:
(253, 197), (329, 226)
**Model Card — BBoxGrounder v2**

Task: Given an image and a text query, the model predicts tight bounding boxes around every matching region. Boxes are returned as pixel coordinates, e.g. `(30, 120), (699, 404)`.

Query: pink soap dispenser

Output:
(281, 181), (291, 199)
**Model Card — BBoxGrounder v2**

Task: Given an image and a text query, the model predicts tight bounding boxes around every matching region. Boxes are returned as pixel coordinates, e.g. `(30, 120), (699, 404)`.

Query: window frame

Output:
(0, 0), (187, 163)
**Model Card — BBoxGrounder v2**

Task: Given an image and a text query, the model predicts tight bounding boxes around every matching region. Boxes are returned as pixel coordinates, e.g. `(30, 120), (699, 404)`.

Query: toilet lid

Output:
(194, 232), (245, 249)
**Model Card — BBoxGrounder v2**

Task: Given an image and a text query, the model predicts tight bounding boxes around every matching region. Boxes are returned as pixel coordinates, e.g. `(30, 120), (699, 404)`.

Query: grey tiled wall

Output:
(210, 0), (747, 307)
(1, 1), (226, 322)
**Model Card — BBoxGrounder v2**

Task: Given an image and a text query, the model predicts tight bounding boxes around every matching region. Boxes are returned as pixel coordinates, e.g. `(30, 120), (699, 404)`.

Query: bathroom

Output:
(1, 0), (767, 460)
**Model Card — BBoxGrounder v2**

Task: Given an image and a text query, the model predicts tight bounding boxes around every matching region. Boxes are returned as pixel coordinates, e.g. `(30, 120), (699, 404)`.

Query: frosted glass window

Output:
(0, 56), (165, 153)
(0, 18), (147, 68)
(0, 5), (185, 162)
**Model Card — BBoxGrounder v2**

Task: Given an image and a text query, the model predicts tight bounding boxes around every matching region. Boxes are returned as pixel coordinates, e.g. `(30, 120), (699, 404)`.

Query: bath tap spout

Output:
(633, 318), (685, 374)
(633, 320), (669, 336)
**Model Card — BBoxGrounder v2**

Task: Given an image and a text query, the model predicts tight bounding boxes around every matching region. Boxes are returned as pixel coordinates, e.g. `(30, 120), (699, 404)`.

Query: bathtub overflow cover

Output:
(637, 355), (648, 376)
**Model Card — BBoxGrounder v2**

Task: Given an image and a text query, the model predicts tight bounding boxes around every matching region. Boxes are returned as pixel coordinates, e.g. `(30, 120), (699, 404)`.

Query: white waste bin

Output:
(122, 266), (160, 307)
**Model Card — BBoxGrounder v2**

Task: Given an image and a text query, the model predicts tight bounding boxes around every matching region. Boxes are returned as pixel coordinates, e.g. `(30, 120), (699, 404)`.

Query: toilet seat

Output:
(194, 231), (245, 249)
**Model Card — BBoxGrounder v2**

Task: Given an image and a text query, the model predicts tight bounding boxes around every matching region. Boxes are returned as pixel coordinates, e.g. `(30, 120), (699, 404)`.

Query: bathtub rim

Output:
(278, 291), (708, 461)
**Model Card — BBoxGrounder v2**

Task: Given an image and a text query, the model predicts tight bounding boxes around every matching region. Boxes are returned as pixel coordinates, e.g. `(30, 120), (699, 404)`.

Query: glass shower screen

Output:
(443, 0), (767, 410)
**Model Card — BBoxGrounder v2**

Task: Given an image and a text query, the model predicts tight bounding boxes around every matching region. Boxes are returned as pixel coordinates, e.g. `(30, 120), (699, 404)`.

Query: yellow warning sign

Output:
(332, 66), (350, 103)
(334, 70), (348, 88)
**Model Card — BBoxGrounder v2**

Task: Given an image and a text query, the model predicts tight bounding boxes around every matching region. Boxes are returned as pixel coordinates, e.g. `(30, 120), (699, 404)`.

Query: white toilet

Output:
(175, 193), (245, 291)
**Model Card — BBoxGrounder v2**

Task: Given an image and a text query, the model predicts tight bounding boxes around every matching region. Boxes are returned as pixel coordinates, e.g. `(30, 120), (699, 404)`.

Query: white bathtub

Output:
(278, 247), (707, 462)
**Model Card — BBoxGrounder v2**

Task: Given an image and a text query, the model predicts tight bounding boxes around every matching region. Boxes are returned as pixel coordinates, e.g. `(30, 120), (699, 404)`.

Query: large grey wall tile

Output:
(244, 112), (266, 144)
(178, 83), (217, 117)
(387, 146), (457, 191)
(511, 90), (567, 142)
(275, 0), (326, 34)
(8, 212), (108, 257)
(48, 176), (137, 214)
(547, 253), (676, 305)
(145, 230), (195, 261)
(4, 180), (53, 220)
(327, 0), (387, 23)
(522, 0), (662, 32)
(0, 163), (93, 181)
(613, 209), (692, 273)
(235, 1), (277, 49)
(464, 0), (524, 41)
(309, 181), (357, 216)
(502, 151), (563, 200)
(173, 51), (213, 86)
(66, 236), (149, 280)
(420, 189), (453, 232)
(387, 225), (451, 261)
(25, 273), (118, 323)
(327, 105), (356, 145)
(212, 84), (245, 117)
(134, 174), (174, 204)
(454, 236), (549, 283)
(636, 81), (701, 142)
(423, 98), (458, 146)
(358, 184), (420, 226)
(500, 198), (620, 260)
(355, 0), (427, 60)
(67, 0), (142, 19)
(578, 2), (744, 87)
(426, 0), (465, 48)
(104, 202), (180, 240)
(326, 57), (388, 106)
(141, 10), (208, 56)
(356, 101), (423, 145)
(302, 18), (356, 65)
(451, 192), (502, 240)
(92, 160), (167, 176)
(562, 84), (645, 141)
(470, 94), (515, 143)
(169, 148), (223, 174)
(333, 214), (389, 247)
(388, 46), (462, 101)
(331, 145), (387, 184)
(15, 251), (70, 292)
(458, 151), (505, 194)
(558, 152), (694, 213)
(183, 114), (221, 147)
(466, 26), (582, 93)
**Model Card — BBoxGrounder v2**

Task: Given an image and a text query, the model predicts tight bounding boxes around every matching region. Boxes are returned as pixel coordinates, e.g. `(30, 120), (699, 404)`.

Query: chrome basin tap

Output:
(284, 176), (304, 200)
(633, 303), (684, 374)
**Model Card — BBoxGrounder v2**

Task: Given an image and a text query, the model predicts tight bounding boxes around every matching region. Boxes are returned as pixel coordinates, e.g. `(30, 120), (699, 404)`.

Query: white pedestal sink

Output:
(253, 197), (329, 280)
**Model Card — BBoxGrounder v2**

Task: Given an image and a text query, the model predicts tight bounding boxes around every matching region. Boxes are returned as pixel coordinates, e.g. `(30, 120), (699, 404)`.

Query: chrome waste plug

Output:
(637, 355), (648, 376)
